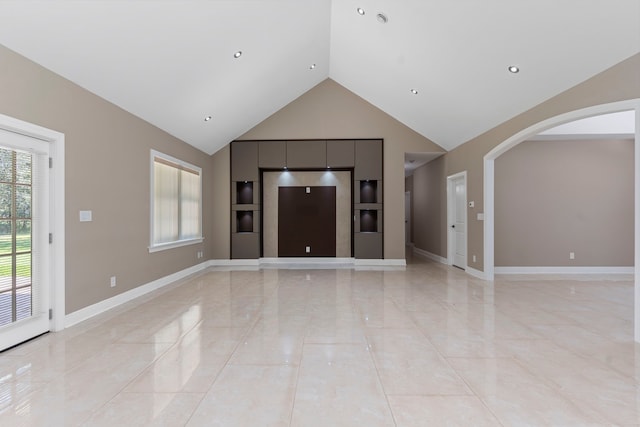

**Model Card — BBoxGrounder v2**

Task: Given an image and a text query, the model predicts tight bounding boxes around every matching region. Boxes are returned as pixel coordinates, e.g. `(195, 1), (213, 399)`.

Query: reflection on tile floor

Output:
(1, 253), (640, 426)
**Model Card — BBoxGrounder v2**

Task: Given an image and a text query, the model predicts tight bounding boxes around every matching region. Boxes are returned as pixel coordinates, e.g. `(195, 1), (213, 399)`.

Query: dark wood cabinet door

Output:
(278, 186), (336, 257)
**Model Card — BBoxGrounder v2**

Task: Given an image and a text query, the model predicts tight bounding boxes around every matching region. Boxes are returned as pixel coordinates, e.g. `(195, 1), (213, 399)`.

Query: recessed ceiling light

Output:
(309, 63), (316, 70)
(357, 8), (365, 15)
(233, 51), (242, 59)
(508, 65), (520, 73)
(376, 13), (388, 23)
(410, 89), (418, 95)
(204, 116), (212, 121)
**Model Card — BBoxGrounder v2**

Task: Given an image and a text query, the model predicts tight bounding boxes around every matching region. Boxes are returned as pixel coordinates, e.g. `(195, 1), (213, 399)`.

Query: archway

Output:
(483, 99), (640, 340)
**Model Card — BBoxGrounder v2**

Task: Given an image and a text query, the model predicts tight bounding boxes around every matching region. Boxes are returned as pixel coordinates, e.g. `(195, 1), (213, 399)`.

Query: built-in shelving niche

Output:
(359, 180), (377, 204)
(236, 211), (253, 233)
(236, 181), (253, 204)
(359, 209), (378, 233)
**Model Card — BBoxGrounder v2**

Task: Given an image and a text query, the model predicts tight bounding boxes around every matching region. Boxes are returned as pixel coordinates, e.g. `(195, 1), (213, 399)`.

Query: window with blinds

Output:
(150, 151), (202, 252)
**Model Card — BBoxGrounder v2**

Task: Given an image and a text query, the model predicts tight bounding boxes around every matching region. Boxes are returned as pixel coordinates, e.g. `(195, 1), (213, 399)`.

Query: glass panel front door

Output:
(0, 148), (33, 328)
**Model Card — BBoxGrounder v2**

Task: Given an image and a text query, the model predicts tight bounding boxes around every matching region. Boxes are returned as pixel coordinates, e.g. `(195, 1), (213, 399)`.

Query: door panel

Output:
(278, 186), (336, 257)
(0, 131), (50, 351)
(452, 176), (466, 269)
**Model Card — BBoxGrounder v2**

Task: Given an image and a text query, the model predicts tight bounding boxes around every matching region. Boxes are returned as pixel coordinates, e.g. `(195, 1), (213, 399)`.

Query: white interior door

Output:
(0, 128), (50, 351)
(449, 174), (467, 269)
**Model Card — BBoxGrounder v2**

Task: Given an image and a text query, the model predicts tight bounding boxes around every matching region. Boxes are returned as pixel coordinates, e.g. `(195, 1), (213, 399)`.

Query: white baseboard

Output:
(209, 259), (259, 267)
(354, 258), (406, 267)
(494, 266), (634, 275)
(260, 257), (353, 265)
(259, 257), (406, 267)
(65, 261), (210, 328)
(208, 258), (405, 267)
(412, 247), (447, 264)
(466, 266), (486, 280)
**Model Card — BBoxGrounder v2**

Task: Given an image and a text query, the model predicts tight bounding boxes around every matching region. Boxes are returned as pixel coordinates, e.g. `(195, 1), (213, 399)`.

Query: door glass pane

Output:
(16, 220), (31, 252)
(15, 286), (31, 322)
(0, 220), (11, 255)
(0, 149), (12, 182)
(0, 290), (12, 327)
(0, 255), (12, 292)
(16, 185), (31, 218)
(16, 253), (31, 285)
(0, 184), (12, 218)
(16, 152), (31, 185)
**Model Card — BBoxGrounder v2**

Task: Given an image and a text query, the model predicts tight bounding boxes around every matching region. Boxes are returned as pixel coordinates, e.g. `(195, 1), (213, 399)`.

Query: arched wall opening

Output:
(483, 98), (640, 340)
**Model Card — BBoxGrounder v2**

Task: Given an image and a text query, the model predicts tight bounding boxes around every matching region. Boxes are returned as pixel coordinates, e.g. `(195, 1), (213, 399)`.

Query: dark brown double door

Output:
(278, 186), (336, 257)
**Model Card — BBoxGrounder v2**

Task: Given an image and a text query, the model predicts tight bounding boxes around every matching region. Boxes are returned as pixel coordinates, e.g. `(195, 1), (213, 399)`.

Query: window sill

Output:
(149, 237), (204, 253)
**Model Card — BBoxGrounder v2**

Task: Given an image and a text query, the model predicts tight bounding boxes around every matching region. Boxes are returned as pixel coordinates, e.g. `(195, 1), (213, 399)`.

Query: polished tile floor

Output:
(1, 253), (639, 426)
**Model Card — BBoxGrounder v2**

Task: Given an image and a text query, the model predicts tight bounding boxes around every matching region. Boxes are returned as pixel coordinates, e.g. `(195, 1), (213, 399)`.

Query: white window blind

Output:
(150, 151), (202, 251)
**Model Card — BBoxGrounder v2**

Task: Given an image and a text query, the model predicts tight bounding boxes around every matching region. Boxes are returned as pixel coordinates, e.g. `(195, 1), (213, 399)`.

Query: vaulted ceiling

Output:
(0, 1), (637, 155)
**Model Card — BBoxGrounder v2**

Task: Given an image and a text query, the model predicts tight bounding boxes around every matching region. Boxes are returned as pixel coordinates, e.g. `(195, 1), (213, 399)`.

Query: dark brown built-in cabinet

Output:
(230, 139), (383, 259)
(231, 141), (260, 259)
(353, 140), (383, 259)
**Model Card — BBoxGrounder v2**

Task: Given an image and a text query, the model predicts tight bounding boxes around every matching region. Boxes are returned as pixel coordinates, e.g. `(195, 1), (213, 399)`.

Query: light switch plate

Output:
(477, 213), (484, 221)
(79, 210), (92, 222)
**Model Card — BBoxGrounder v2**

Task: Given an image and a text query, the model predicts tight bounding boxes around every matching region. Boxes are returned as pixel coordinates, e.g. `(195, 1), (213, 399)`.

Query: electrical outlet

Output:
(569, 252), (575, 260)
(472, 255), (476, 263)
(305, 246), (311, 253)
(110, 276), (116, 287)
(197, 251), (203, 259)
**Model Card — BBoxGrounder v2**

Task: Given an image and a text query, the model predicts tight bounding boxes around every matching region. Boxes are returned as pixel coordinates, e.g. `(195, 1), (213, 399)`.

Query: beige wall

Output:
(495, 138), (634, 267)
(446, 53), (640, 271)
(239, 79), (446, 259)
(263, 171), (351, 257)
(0, 44), (216, 314)
(210, 145), (230, 260)
(411, 156), (447, 258)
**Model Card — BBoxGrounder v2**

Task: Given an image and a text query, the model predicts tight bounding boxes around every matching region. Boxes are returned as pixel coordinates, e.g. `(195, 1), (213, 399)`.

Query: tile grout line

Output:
(182, 295), (269, 426)
(400, 297), (508, 427)
(357, 297), (399, 427)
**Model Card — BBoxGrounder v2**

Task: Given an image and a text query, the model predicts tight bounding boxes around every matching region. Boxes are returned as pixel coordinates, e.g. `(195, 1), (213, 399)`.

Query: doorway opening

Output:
(447, 171), (467, 270)
(0, 114), (65, 351)
(483, 99), (640, 341)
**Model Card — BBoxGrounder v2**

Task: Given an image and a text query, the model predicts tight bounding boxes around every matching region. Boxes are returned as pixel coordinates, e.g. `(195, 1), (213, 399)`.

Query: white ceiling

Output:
(0, 0), (638, 155)
(540, 110), (636, 136)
